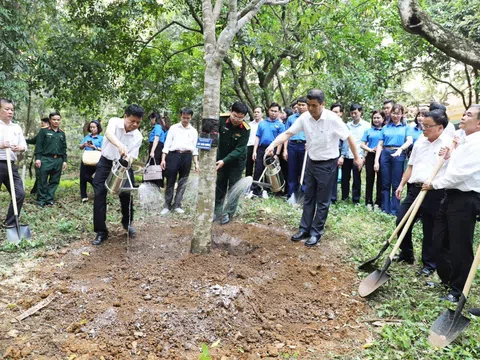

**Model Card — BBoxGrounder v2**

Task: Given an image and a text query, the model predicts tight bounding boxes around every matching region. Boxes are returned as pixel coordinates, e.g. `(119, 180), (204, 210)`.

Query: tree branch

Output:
(425, 69), (468, 109)
(164, 43), (204, 63)
(212, 0), (223, 22)
(398, 0), (480, 69)
(186, 0), (204, 32)
(465, 64), (472, 108)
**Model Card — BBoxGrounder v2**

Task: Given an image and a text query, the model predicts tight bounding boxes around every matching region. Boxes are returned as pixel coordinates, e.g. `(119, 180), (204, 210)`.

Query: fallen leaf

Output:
(81, 252), (90, 256)
(54, 262), (65, 267)
(363, 342), (374, 349)
(211, 339), (221, 348)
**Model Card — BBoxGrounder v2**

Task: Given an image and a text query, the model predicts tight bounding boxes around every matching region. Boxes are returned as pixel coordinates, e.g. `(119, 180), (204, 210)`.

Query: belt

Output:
(411, 182), (424, 188)
(43, 154), (62, 159)
(0, 160), (14, 164)
(384, 146), (401, 150)
(174, 150), (192, 154)
(291, 140), (306, 144)
(446, 189), (475, 195)
(309, 157), (337, 164)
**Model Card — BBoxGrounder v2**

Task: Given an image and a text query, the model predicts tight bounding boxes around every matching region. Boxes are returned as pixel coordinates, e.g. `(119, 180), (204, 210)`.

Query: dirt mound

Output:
(0, 219), (370, 359)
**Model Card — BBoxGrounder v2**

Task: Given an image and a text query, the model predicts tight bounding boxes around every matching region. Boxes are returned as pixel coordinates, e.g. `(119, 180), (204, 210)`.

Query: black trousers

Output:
(341, 158), (361, 203)
(364, 152), (381, 206)
(146, 142), (164, 188)
(0, 161), (25, 226)
(433, 190), (480, 297)
(251, 145), (267, 196)
(246, 146), (254, 178)
(164, 151), (192, 209)
(331, 165), (339, 202)
(80, 162), (96, 199)
(396, 185), (445, 270)
(300, 157), (337, 237)
(215, 164), (244, 216)
(92, 156), (135, 234)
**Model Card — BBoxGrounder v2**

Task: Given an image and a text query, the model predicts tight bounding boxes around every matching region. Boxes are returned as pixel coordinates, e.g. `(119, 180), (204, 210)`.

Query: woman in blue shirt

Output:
(374, 104), (413, 215)
(360, 110), (385, 209)
(79, 120), (104, 202)
(410, 110), (425, 143)
(147, 112), (168, 188)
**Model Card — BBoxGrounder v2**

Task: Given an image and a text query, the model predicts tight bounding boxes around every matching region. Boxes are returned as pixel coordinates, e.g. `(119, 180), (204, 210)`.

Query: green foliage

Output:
(199, 343), (211, 360)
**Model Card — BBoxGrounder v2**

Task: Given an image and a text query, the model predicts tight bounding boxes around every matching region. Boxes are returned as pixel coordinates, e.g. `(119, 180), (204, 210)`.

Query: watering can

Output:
(105, 158), (136, 194)
(262, 154), (285, 193)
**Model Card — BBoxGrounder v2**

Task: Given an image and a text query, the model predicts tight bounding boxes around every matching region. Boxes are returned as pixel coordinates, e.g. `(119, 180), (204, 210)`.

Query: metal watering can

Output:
(105, 158), (136, 194)
(250, 153), (285, 193)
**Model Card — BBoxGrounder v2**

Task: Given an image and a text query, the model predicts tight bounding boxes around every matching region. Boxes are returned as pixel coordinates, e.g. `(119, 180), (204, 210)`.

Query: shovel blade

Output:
(358, 269), (391, 297)
(358, 255), (381, 271)
(428, 309), (470, 348)
(6, 224), (31, 244)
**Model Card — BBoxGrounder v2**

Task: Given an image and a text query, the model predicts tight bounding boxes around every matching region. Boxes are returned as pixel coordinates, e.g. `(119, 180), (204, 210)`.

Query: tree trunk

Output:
(191, 59), (222, 254)
(397, 0), (480, 69)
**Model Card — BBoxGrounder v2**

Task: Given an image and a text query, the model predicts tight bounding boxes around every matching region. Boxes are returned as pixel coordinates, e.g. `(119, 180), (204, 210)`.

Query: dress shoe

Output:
(439, 293), (459, 303)
(291, 230), (310, 242)
(92, 232), (108, 246)
(393, 254), (414, 264)
(212, 214), (218, 222)
(425, 281), (447, 289)
(220, 213), (230, 225)
(468, 308), (480, 316)
(47, 201), (54, 206)
(417, 267), (434, 277)
(305, 235), (321, 247)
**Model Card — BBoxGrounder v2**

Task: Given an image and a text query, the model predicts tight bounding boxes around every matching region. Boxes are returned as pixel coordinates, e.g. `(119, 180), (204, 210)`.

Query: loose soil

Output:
(0, 217), (371, 359)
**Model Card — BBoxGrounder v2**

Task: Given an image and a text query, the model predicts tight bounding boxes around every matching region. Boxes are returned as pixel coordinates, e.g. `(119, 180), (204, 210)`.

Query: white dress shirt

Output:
(407, 133), (452, 184)
(432, 131), (480, 192)
(0, 120), (27, 162)
(101, 117), (143, 160)
(247, 120), (261, 146)
(163, 123), (199, 156)
(287, 109), (350, 161)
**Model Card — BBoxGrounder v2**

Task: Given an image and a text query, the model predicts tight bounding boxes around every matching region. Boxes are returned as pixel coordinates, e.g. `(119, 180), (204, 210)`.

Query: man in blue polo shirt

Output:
(284, 97), (308, 198)
(250, 102), (285, 197)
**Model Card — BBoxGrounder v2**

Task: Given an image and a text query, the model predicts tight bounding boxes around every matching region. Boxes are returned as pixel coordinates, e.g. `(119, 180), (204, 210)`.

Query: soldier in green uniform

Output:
(26, 117), (50, 195)
(35, 112), (67, 207)
(214, 102), (250, 225)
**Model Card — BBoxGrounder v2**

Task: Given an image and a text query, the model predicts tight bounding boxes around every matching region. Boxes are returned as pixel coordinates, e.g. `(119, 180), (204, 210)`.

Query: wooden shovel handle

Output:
(5, 149), (19, 216)
(386, 193), (421, 246)
(387, 154), (448, 260)
(462, 236), (480, 297)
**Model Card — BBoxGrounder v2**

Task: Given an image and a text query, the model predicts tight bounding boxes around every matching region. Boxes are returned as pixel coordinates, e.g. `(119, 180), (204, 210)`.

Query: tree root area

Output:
(0, 220), (370, 359)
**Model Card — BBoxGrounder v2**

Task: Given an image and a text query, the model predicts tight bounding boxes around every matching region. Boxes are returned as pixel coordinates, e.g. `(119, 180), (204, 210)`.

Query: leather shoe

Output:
(468, 308), (480, 316)
(417, 267), (434, 277)
(291, 231), (310, 242)
(220, 213), (230, 225)
(92, 232), (108, 246)
(439, 293), (459, 303)
(305, 235), (321, 247)
(393, 254), (414, 264)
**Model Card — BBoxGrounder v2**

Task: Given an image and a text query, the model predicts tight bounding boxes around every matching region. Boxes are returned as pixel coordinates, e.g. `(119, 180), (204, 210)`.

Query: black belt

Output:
(411, 182), (424, 188)
(446, 189), (475, 195)
(43, 154), (62, 159)
(291, 140), (306, 144)
(0, 160), (14, 164)
(309, 157), (338, 164)
(384, 146), (401, 150)
(174, 150), (192, 154)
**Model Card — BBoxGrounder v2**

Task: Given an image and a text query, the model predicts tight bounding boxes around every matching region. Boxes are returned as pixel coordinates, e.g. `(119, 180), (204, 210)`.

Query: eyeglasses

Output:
(230, 113), (245, 121)
(423, 124), (440, 129)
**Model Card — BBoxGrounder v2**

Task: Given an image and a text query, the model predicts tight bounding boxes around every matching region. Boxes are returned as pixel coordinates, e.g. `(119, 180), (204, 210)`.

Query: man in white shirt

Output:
(393, 110), (451, 276)
(266, 90), (362, 247)
(0, 98), (27, 228)
(423, 104), (480, 304)
(340, 104), (369, 204)
(246, 106), (263, 178)
(160, 108), (199, 215)
(92, 104), (144, 246)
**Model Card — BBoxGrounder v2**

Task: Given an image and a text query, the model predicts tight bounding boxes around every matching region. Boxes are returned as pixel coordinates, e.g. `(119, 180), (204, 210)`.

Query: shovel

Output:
(428, 240), (480, 348)
(287, 150), (308, 205)
(358, 156), (447, 297)
(5, 149), (31, 244)
(358, 194), (421, 271)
